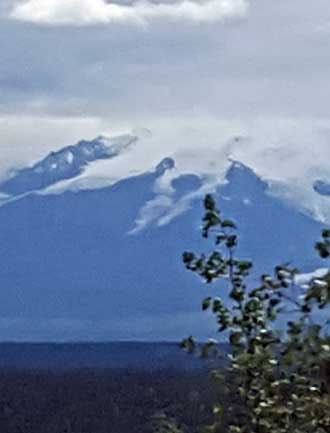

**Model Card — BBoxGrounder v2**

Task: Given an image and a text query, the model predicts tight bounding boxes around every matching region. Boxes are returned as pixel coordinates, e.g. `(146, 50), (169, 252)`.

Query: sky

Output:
(1, 0), (330, 226)
(1, 0), (330, 180)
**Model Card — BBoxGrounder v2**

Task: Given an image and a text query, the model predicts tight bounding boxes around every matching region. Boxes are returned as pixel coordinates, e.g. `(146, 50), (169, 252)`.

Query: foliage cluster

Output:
(182, 195), (330, 433)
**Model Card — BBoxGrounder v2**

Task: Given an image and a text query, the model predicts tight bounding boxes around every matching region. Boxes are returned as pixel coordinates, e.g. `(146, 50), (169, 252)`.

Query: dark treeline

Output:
(0, 369), (223, 433)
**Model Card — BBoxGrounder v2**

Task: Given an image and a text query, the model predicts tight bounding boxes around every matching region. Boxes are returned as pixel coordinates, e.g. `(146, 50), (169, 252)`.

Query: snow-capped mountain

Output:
(0, 135), (328, 341)
(0, 134), (137, 196)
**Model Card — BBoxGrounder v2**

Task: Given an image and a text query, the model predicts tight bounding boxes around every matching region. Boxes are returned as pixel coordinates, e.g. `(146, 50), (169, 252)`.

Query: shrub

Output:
(182, 195), (330, 433)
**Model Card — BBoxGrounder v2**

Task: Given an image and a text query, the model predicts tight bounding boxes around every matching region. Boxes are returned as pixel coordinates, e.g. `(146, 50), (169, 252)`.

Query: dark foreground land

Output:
(0, 369), (219, 433)
(0, 344), (227, 433)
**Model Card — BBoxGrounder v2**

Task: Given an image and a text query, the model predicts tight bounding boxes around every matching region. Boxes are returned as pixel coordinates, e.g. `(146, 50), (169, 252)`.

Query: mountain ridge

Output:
(0, 134), (138, 197)
(0, 135), (327, 340)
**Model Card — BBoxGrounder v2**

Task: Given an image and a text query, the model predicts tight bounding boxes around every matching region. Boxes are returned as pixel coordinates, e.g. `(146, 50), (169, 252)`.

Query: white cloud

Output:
(10, 0), (249, 26)
(130, 194), (174, 233)
(4, 114), (330, 229)
(130, 164), (220, 234)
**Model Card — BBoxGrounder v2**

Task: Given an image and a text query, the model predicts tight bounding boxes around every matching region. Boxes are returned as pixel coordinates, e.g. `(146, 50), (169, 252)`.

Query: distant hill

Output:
(0, 342), (228, 370)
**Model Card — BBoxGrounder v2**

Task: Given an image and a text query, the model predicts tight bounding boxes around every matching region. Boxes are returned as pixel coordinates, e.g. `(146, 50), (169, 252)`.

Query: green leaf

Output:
(229, 331), (242, 345)
(202, 297), (212, 311)
(237, 260), (253, 272)
(204, 194), (217, 211)
(221, 219), (237, 229)
(180, 336), (196, 353)
(226, 235), (238, 248)
(212, 298), (223, 313)
(322, 229), (330, 238)
(182, 251), (194, 265)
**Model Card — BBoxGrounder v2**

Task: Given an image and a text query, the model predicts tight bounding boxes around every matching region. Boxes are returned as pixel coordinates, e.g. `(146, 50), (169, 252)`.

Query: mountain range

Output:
(0, 133), (328, 341)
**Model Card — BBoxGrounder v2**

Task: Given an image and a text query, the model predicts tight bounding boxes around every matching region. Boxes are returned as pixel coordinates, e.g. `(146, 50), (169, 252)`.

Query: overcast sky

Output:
(1, 0), (330, 187)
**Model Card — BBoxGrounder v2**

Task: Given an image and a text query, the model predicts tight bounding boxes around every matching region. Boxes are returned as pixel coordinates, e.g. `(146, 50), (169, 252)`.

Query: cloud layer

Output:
(10, 0), (249, 26)
(3, 0), (330, 225)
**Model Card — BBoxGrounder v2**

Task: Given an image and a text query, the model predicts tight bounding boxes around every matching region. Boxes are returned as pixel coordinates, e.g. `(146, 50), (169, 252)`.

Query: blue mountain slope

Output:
(218, 161), (322, 269)
(0, 155), (325, 341)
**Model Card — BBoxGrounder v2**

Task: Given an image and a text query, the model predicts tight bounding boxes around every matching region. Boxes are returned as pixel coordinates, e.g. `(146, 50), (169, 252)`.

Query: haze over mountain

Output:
(0, 132), (328, 341)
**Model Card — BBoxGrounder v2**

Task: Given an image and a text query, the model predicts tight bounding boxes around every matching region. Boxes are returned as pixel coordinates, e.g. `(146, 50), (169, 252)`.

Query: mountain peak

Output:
(224, 159), (267, 197)
(226, 159), (255, 178)
(95, 134), (109, 141)
(155, 157), (175, 175)
(0, 134), (137, 197)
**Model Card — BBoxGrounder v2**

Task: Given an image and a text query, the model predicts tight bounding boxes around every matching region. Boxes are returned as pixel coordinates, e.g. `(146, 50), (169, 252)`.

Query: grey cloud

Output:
(1, 0), (330, 123)
(10, 0), (249, 26)
(1, 1), (330, 189)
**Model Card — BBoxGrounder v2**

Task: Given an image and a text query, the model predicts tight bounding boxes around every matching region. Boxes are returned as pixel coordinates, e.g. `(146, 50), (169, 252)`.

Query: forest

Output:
(0, 369), (219, 433)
